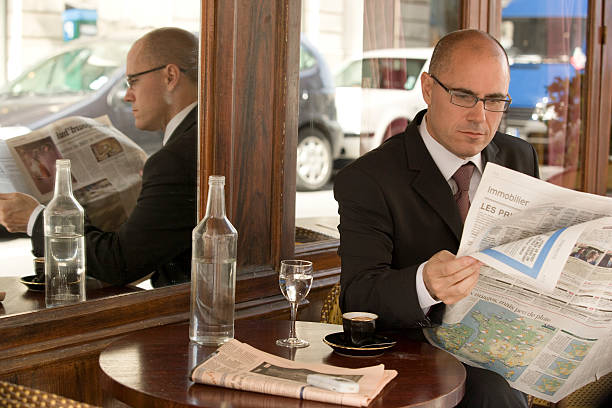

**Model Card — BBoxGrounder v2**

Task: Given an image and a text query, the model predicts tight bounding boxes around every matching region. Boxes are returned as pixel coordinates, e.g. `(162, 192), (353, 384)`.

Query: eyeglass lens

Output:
(451, 93), (509, 112)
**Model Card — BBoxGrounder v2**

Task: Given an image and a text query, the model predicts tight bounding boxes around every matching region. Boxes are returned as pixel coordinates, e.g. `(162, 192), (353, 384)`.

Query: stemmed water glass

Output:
(276, 260), (313, 348)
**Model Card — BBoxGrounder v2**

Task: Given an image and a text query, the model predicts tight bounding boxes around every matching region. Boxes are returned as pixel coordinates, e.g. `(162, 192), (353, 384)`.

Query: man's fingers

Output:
(0, 192), (39, 233)
(423, 253), (482, 303)
(441, 259), (481, 285)
(443, 269), (480, 304)
(437, 256), (480, 277)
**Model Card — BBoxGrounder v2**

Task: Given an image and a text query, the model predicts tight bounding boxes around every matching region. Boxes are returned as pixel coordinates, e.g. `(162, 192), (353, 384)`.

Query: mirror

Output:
(0, 1), (201, 300)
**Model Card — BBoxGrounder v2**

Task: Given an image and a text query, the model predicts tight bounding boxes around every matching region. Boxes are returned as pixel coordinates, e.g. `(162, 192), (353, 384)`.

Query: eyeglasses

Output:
(125, 65), (186, 88)
(429, 74), (511, 112)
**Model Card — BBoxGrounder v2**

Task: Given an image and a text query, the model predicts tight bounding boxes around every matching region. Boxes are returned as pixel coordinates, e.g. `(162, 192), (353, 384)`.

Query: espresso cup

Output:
(342, 312), (378, 347)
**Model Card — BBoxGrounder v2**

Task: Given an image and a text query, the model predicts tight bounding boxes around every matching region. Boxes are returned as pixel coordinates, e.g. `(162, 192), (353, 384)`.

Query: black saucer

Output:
(323, 332), (396, 357)
(20, 275), (45, 291)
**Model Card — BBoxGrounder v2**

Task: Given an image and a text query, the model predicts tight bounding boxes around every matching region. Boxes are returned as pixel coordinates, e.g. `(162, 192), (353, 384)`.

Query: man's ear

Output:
(421, 72), (432, 105)
(165, 64), (181, 91)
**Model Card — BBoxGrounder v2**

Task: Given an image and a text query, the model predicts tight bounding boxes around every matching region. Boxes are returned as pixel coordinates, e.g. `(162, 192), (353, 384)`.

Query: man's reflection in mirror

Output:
(0, 27), (199, 288)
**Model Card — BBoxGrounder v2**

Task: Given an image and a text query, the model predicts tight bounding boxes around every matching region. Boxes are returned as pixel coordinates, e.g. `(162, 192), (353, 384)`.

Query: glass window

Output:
(335, 61), (362, 87)
(361, 58), (426, 90)
(300, 44), (318, 71)
(296, 0), (459, 245)
(500, 0), (588, 190)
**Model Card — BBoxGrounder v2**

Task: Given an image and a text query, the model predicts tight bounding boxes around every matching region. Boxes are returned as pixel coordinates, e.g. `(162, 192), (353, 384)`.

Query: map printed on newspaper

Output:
(424, 163), (612, 403)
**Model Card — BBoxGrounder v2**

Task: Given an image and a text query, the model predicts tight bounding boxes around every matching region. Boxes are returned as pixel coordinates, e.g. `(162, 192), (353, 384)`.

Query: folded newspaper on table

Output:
(190, 339), (397, 407)
(0, 116), (147, 231)
(424, 163), (612, 403)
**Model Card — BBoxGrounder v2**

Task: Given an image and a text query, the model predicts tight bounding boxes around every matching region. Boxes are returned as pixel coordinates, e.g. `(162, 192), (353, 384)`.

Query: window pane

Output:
(300, 44), (318, 71)
(335, 61), (362, 87)
(500, 0), (588, 190)
(296, 0), (459, 244)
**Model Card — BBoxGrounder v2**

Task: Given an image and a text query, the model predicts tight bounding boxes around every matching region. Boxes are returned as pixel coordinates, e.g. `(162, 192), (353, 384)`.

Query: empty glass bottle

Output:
(189, 175), (238, 345)
(44, 159), (86, 307)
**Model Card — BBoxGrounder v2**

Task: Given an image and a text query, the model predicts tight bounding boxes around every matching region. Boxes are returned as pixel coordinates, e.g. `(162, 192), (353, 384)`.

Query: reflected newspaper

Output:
(191, 339), (397, 407)
(424, 163), (612, 403)
(0, 116), (147, 231)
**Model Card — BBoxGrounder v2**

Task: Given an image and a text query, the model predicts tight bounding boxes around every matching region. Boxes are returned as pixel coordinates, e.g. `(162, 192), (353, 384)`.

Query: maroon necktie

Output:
(452, 162), (475, 222)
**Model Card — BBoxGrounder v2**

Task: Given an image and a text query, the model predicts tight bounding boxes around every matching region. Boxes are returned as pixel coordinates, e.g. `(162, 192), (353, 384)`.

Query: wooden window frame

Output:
(198, 0), (611, 315)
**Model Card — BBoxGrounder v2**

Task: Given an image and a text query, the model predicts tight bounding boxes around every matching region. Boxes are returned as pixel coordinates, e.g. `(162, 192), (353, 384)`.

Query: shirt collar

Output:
(418, 113), (483, 181)
(162, 102), (197, 146)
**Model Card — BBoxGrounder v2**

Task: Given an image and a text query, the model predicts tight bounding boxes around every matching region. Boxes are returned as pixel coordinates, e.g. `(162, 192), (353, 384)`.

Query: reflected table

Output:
(99, 320), (465, 408)
(0, 276), (140, 316)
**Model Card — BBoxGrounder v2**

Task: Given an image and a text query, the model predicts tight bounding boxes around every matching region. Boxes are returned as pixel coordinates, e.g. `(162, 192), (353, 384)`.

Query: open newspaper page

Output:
(0, 128), (33, 194)
(1, 116), (147, 231)
(191, 339), (397, 407)
(424, 163), (612, 403)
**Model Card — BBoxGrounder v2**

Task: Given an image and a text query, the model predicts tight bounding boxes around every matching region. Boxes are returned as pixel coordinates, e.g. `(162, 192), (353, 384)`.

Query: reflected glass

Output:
(0, 1), (200, 296)
(499, 0), (588, 190)
(295, 0), (459, 244)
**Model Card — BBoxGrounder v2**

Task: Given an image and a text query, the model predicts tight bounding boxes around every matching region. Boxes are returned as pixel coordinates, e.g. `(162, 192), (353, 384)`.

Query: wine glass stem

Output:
(289, 301), (298, 339)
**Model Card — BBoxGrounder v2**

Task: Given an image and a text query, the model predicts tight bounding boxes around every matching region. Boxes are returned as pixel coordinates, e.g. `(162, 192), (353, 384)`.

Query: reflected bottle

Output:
(44, 159), (86, 307)
(189, 175), (237, 345)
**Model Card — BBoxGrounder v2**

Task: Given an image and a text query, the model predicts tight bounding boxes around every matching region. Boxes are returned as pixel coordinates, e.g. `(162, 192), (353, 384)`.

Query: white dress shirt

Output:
(26, 102), (198, 236)
(415, 114), (483, 312)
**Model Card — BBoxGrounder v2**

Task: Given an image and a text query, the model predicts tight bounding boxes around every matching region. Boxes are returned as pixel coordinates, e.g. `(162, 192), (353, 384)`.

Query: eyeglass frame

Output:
(428, 73), (512, 112)
(125, 64), (186, 88)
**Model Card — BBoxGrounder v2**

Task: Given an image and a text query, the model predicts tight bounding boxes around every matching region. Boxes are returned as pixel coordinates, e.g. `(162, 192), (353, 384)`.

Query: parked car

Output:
(0, 37), (344, 190)
(0, 38), (162, 154)
(297, 38), (345, 191)
(334, 48), (432, 157)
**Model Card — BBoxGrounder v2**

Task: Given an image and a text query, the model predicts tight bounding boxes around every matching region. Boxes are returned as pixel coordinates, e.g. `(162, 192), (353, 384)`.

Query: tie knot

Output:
(452, 162), (475, 193)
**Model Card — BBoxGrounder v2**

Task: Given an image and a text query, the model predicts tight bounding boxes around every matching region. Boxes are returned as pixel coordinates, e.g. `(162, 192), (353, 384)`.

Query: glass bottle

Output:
(189, 175), (238, 345)
(44, 159), (86, 307)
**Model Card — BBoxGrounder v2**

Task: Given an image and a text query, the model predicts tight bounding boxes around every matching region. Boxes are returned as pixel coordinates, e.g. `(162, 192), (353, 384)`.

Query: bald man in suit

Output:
(334, 29), (539, 408)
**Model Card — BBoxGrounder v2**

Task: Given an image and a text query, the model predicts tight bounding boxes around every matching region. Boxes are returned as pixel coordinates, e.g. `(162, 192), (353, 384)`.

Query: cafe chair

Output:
(320, 281), (342, 325)
(0, 380), (98, 408)
(556, 371), (612, 408)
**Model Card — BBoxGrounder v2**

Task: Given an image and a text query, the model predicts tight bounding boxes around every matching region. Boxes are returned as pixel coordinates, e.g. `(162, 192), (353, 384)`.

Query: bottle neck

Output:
(54, 163), (73, 197)
(205, 182), (226, 218)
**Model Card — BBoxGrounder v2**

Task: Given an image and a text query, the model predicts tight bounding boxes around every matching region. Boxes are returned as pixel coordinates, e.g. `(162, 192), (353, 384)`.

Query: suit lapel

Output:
(165, 106), (197, 146)
(401, 114), (463, 241)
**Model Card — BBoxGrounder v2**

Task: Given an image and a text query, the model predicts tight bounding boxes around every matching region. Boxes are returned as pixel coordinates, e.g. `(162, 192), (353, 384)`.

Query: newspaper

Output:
(190, 339), (397, 407)
(0, 116), (147, 231)
(424, 163), (612, 403)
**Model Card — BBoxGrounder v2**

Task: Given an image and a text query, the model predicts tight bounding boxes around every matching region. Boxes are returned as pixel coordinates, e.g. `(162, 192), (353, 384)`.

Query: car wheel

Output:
(296, 128), (333, 191)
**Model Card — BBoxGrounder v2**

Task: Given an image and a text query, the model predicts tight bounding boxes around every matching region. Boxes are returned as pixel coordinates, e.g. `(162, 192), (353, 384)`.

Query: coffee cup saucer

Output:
(323, 332), (396, 357)
(20, 275), (45, 291)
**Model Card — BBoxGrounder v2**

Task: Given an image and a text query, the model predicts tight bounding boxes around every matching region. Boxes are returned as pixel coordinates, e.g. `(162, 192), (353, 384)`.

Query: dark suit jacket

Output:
(334, 110), (539, 330)
(32, 106), (198, 287)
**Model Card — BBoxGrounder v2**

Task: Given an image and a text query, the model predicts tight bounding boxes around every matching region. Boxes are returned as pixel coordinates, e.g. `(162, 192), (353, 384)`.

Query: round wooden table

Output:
(99, 320), (465, 408)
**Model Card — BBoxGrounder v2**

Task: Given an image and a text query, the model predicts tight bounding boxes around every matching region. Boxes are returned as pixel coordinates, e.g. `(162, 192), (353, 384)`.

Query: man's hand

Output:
(423, 250), (481, 304)
(0, 192), (40, 233)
